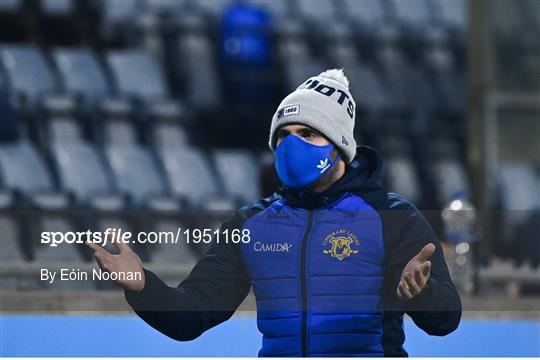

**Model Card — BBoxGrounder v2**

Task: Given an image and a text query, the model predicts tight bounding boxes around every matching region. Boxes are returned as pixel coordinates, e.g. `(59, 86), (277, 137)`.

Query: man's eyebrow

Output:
(277, 128), (290, 136)
(299, 128), (320, 135)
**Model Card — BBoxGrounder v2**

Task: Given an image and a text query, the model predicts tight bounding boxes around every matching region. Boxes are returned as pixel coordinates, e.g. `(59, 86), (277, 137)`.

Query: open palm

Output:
(397, 243), (435, 300)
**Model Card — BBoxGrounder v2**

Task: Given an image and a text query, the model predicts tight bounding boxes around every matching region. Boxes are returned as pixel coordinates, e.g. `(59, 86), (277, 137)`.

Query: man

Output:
(88, 69), (461, 357)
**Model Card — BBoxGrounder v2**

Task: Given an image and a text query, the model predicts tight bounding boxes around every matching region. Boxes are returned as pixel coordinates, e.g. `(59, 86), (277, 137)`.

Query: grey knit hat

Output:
(268, 69), (357, 163)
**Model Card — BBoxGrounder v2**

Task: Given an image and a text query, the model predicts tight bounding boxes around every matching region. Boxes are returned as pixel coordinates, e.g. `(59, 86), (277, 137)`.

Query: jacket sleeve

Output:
(124, 218), (251, 341)
(384, 206), (462, 336)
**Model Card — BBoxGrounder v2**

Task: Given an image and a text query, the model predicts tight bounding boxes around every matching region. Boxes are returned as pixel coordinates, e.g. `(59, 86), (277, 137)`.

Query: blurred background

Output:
(0, 0), (539, 356)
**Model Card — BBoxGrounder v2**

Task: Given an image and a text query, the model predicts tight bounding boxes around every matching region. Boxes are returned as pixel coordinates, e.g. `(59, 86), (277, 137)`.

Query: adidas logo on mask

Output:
(317, 158), (331, 173)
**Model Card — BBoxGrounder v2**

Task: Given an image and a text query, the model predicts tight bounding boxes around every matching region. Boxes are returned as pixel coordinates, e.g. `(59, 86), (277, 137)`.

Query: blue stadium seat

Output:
(148, 109), (198, 202)
(105, 48), (188, 124)
(175, 13), (222, 111)
(157, 146), (233, 210)
(339, 0), (390, 39)
(106, 49), (168, 101)
(433, 0), (468, 33)
(0, 45), (58, 109)
(278, 36), (326, 92)
(432, 0), (467, 54)
(52, 141), (116, 205)
(43, 111), (121, 209)
(192, 0), (233, 19)
(0, 46), (94, 151)
(495, 163), (540, 260)
(105, 145), (166, 205)
(388, 0), (435, 28)
(498, 164), (540, 219)
(295, 0), (337, 28)
(143, 0), (185, 15)
(0, 111), (73, 213)
(0, 47), (76, 151)
(428, 139), (470, 206)
(0, 212), (26, 262)
(246, 0), (292, 19)
(52, 48), (110, 105)
(100, 114), (182, 213)
(379, 136), (422, 205)
(151, 119), (190, 149)
(387, 0), (455, 52)
(212, 149), (261, 204)
(431, 52), (465, 119)
(99, 0), (144, 45)
(52, 47), (167, 147)
(45, 114), (153, 267)
(137, 0), (187, 48)
(325, 29), (394, 126)
(375, 41), (440, 119)
(341, 0), (387, 26)
(0, 140), (89, 267)
(0, 141), (56, 197)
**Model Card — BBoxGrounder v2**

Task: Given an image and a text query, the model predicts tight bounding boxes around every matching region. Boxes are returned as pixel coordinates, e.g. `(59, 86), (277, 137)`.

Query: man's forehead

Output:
(278, 124), (317, 132)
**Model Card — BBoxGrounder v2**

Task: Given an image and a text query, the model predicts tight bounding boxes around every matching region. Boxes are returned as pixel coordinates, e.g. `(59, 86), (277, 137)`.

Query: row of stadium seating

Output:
(0, 0), (467, 42)
(0, 42), (470, 207)
(1, 1), (538, 290)
(0, 0), (467, 130)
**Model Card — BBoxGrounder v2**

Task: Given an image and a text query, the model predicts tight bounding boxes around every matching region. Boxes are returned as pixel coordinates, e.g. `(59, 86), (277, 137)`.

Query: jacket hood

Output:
(278, 145), (384, 209)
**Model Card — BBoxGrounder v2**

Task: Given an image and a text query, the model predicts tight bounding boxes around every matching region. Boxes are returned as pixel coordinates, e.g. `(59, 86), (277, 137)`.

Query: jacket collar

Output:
(277, 146), (384, 209)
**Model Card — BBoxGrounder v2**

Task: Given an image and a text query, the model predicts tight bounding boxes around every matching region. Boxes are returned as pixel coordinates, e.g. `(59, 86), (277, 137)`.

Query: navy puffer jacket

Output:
(126, 146), (461, 357)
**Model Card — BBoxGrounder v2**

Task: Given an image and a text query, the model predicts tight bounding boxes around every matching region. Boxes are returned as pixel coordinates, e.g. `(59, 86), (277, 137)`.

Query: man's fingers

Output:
(397, 284), (404, 299)
(415, 243), (435, 262)
(422, 261), (432, 277)
(107, 234), (129, 252)
(398, 281), (413, 299)
(86, 241), (116, 271)
(93, 252), (110, 272)
(109, 235), (130, 253)
(86, 241), (112, 257)
(414, 266), (424, 286)
(404, 272), (421, 296)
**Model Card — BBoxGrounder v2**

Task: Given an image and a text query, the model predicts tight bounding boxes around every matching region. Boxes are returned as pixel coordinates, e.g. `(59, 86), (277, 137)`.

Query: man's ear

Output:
(331, 148), (343, 161)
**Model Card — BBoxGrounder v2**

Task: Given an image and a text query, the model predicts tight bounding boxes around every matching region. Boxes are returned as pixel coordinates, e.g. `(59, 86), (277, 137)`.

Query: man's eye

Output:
(304, 132), (316, 139)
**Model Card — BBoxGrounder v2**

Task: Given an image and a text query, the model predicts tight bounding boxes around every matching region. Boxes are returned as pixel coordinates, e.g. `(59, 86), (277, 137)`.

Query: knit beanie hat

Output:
(268, 69), (357, 163)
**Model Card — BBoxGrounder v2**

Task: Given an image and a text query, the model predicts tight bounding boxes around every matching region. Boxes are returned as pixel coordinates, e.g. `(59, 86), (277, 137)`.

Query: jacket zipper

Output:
(300, 210), (314, 357)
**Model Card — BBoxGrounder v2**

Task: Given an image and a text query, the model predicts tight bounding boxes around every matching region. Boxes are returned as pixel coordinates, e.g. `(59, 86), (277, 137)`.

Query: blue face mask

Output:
(275, 135), (340, 189)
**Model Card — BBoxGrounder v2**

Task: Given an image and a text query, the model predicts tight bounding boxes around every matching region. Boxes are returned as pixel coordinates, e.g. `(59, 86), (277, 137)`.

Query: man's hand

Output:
(86, 236), (145, 292)
(397, 243), (435, 300)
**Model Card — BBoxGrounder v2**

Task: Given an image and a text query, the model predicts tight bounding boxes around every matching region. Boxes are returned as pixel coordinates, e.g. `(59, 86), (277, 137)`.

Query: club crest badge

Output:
(322, 229), (359, 261)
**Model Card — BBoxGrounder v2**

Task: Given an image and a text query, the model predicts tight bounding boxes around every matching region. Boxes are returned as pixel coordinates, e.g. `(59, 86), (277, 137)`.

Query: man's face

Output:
(274, 123), (343, 192)
(275, 124), (331, 147)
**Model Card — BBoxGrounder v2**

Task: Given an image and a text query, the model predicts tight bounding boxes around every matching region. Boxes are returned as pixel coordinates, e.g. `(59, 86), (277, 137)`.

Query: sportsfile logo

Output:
(317, 158), (331, 173)
(253, 242), (292, 252)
